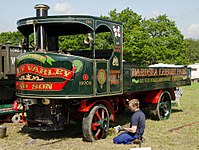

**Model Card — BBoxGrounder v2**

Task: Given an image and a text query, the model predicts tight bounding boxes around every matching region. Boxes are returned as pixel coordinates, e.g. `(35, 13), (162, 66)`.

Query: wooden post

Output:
(5, 41), (11, 74)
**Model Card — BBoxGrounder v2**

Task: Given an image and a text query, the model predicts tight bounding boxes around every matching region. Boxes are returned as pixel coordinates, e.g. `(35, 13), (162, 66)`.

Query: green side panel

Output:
(0, 104), (20, 115)
(96, 60), (108, 94)
(123, 69), (131, 90)
(63, 58), (94, 96)
(109, 24), (123, 94)
(16, 52), (94, 97)
(123, 64), (191, 93)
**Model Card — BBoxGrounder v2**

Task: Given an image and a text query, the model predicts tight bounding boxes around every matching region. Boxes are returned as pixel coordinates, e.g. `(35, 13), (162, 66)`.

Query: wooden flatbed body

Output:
(123, 63), (191, 93)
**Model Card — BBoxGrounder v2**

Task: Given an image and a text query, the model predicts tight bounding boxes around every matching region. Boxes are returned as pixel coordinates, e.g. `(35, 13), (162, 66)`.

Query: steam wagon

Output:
(0, 44), (23, 122)
(16, 4), (191, 141)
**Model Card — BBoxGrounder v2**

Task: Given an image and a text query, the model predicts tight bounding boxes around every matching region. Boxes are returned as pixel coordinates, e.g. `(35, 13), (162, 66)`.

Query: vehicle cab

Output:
(16, 4), (123, 98)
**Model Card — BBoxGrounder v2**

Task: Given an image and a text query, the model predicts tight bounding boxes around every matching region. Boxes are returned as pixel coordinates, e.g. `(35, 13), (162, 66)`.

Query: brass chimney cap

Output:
(34, 4), (50, 10)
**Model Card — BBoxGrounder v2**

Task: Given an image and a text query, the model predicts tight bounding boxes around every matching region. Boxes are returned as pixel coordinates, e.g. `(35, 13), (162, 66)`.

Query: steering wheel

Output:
(30, 41), (36, 50)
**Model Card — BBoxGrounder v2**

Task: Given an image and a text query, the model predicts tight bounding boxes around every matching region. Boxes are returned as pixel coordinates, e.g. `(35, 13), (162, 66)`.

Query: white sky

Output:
(1, 0), (199, 39)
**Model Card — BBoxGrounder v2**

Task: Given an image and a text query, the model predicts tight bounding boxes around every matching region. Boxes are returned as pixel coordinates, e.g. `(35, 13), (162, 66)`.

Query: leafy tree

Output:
(95, 32), (114, 50)
(185, 39), (199, 64)
(105, 9), (189, 66)
(59, 32), (113, 51)
(0, 31), (23, 46)
(59, 34), (87, 50)
(105, 8), (143, 63)
(141, 15), (189, 65)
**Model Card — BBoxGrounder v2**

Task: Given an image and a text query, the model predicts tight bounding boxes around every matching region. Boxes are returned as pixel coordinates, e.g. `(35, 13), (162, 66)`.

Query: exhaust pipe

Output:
(34, 4), (49, 52)
(34, 4), (49, 17)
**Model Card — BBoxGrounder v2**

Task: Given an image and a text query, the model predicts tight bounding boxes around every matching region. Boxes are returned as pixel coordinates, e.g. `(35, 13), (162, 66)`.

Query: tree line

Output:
(0, 8), (198, 66)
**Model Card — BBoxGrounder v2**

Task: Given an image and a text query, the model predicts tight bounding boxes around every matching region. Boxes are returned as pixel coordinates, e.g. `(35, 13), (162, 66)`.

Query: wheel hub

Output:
(98, 119), (107, 129)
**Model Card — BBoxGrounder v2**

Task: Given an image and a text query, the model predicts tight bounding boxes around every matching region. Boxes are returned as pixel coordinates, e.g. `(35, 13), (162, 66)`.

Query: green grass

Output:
(139, 82), (199, 150)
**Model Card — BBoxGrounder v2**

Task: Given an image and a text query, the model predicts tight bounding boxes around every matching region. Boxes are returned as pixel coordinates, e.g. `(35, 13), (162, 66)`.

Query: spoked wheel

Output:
(82, 104), (109, 142)
(154, 91), (172, 120)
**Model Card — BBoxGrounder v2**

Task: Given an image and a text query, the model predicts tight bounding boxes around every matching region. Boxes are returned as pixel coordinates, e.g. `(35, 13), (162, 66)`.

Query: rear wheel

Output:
(82, 104), (109, 142)
(154, 91), (172, 120)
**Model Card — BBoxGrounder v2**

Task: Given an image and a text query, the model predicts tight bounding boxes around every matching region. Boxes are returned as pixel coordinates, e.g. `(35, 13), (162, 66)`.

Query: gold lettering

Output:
(39, 68), (47, 75)
(132, 68), (182, 77)
(44, 84), (52, 90)
(19, 83), (25, 89)
(56, 69), (63, 75)
(64, 70), (71, 78)
(79, 81), (92, 86)
(18, 83), (28, 89)
(32, 84), (53, 90)
(47, 69), (52, 75)
(32, 84), (38, 90)
(16, 66), (25, 75)
(32, 66), (39, 73)
(27, 64), (33, 71)
(177, 68), (186, 75)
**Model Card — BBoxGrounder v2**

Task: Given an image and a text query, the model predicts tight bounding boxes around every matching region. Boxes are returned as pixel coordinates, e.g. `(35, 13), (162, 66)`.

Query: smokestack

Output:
(34, 4), (50, 17)
(34, 4), (49, 51)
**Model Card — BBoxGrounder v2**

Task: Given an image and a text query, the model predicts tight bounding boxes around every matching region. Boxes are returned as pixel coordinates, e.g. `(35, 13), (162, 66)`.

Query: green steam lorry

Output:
(0, 44), (23, 122)
(16, 4), (191, 141)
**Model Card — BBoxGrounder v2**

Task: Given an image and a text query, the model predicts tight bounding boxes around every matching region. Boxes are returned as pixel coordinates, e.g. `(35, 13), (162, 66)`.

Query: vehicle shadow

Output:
(18, 122), (83, 140)
(114, 108), (133, 126)
(171, 108), (183, 113)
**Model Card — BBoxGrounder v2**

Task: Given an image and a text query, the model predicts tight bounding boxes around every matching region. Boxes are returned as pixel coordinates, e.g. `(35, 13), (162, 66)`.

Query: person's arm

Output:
(124, 125), (137, 134)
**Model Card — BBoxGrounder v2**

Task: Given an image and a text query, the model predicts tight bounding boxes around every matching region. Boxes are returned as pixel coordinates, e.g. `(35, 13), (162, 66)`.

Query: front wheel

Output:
(82, 104), (109, 142)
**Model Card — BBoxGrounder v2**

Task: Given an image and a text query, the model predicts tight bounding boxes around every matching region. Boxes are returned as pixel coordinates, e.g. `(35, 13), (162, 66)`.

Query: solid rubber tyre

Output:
(154, 91), (172, 120)
(82, 104), (109, 142)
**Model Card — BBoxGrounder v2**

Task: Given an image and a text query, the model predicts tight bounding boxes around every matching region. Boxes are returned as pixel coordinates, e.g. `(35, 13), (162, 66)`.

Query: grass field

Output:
(0, 83), (198, 150)
(140, 82), (199, 150)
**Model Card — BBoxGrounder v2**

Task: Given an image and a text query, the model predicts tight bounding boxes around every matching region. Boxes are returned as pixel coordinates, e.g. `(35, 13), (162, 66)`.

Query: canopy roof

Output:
(17, 15), (122, 36)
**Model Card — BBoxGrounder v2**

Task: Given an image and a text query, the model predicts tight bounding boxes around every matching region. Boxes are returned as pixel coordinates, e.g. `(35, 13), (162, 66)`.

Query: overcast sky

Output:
(1, 0), (199, 39)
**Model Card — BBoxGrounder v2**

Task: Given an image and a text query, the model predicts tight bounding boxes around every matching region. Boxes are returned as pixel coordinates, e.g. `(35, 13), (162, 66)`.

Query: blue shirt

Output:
(130, 109), (146, 136)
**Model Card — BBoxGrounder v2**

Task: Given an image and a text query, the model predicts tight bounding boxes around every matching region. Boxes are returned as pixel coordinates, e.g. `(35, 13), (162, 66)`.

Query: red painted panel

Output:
(145, 89), (163, 103)
(78, 99), (116, 122)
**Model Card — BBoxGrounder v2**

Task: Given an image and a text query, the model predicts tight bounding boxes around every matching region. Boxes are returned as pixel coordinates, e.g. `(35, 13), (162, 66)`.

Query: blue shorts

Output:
(113, 132), (138, 144)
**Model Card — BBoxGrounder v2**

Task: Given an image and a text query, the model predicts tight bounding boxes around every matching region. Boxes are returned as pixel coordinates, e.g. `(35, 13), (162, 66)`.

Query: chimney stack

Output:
(34, 4), (50, 17)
